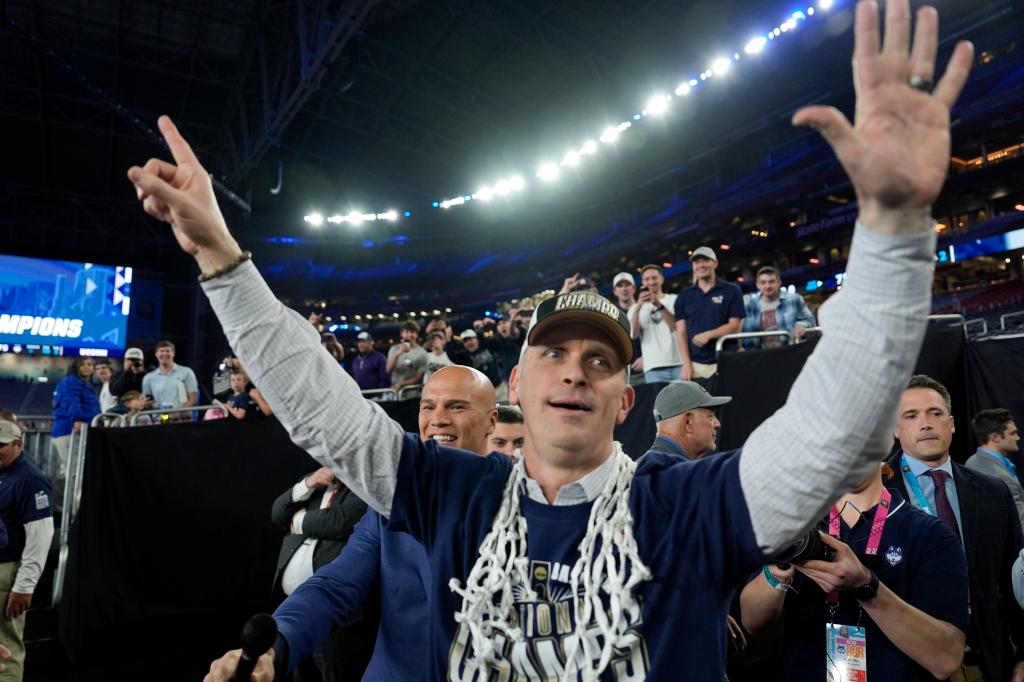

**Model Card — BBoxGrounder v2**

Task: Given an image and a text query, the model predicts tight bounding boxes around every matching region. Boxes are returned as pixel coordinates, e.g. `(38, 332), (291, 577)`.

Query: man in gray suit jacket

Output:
(967, 408), (1024, 528)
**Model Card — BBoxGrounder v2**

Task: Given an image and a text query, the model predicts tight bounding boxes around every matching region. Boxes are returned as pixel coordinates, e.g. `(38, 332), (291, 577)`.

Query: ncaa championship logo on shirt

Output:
(447, 559), (649, 680)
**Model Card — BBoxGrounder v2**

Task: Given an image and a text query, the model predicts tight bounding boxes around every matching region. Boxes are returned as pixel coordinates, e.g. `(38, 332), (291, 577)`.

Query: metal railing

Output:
(14, 416), (55, 482)
(360, 387), (422, 402)
(1001, 311), (1024, 330)
(927, 314), (966, 326)
(965, 318), (988, 337)
(715, 330), (792, 353)
(128, 404), (227, 426)
(361, 388), (397, 401)
(52, 422), (89, 606)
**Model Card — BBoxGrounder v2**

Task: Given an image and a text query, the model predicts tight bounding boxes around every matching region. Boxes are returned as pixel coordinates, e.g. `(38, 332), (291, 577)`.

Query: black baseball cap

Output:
(525, 292), (635, 365)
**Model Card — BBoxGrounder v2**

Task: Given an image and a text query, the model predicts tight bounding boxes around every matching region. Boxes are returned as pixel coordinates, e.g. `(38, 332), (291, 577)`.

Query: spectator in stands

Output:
(469, 319), (518, 396)
(967, 408), (1024, 527)
(629, 264), (682, 383)
(271, 466), (370, 682)
(492, 316), (521, 385)
(321, 333), (345, 366)
(426, 318), (471, 364)
(612, 272), (637, 315)
(424, 332), (453, 381)
(886, 376), (1024, 681)
(142, 340), (198, 410)
(109, 347), (151, 399)
(646, 382), (730, 460)
(458, 330), (502, 389)
(349, 332), (389, 392)
(50, 357), (100, 509)
(222, 370), (255, 420)
(93, 359), (117, 413)
(740, 461), (968, 681)
(207, 366), (496, 682)
(0, 420), (54, 681)
(674, 247), (744, 380)
(386, 321), (428, 398)
(741, 266), (816, 348)
(487, 404), (526, 456)
(109, 390), (153, 426)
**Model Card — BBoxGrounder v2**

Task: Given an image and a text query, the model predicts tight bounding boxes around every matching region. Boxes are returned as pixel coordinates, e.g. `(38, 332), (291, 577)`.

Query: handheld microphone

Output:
(229, 614), (277, 682)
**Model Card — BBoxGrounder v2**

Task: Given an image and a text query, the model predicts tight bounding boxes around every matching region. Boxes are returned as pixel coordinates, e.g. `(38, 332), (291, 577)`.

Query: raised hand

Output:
(127, 116), (242, 274)
(793, 0), (973, 235)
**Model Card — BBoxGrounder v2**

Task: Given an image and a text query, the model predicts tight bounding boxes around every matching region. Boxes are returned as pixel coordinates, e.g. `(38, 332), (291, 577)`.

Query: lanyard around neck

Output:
(901, 455), (935, 517)
(826, 487), (892, 606)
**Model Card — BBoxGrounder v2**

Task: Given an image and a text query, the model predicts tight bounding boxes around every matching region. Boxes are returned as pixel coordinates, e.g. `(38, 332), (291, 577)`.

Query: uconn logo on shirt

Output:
(448, 560), (649, 681)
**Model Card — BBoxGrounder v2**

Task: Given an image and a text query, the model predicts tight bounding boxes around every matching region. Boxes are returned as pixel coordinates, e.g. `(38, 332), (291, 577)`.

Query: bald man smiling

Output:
(207, 366), (497, 682)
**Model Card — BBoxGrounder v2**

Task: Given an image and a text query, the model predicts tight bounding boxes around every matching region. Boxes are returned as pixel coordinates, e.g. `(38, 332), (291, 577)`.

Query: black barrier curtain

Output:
(59, 417), (320, 658)
(713, 325), (970, 457)
(966, 336), (1024, 473)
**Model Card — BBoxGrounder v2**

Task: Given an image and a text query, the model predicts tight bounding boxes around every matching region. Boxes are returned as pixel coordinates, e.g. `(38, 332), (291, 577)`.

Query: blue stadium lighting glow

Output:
(404, 211), (412, 217)
(432, 201), (439, 208)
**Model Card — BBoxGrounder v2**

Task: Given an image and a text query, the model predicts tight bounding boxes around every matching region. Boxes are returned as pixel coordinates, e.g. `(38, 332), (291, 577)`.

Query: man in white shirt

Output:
(94, 360), (117, 413)
(628, 264), (681, 383)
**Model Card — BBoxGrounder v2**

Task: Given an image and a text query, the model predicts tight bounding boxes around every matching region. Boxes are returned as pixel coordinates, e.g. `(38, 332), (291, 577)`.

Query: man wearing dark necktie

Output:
(886, 375), (1024, 682)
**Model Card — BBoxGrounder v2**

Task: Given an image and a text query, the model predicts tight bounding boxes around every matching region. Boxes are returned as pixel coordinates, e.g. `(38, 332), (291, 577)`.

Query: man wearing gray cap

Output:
(674, 247), (744, 381)
(648, 382), (731, 460)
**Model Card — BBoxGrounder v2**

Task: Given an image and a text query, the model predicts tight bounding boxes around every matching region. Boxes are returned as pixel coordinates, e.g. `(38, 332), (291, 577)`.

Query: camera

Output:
(775, 524), (835, 565)
(639, 286), (649, 294)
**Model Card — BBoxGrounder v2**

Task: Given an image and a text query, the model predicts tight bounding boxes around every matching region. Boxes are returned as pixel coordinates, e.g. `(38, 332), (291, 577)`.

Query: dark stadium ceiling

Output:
(1, 0), (1020, 310)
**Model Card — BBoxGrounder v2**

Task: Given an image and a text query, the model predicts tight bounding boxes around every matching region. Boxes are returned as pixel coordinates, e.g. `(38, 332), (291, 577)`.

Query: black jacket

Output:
(270, 478), (368, 597)
(109, 366), (153, 397)
(886, 451), (1024, 680)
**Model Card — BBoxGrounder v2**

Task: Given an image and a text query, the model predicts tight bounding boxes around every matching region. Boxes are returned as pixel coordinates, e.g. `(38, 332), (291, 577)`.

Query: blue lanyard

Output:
(900, 455), (935, 517)
(979, 448), (1019, 478)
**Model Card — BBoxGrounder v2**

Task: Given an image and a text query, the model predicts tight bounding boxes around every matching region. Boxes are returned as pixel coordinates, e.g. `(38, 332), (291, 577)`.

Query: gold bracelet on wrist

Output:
(197, 251), (253, 283)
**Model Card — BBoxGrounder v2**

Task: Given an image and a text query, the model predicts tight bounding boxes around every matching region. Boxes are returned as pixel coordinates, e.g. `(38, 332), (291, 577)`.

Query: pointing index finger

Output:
(158, 115), (199, 167)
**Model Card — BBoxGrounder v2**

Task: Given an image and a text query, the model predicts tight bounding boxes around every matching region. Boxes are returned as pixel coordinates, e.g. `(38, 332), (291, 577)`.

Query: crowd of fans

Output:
(329, 244), (819, 398)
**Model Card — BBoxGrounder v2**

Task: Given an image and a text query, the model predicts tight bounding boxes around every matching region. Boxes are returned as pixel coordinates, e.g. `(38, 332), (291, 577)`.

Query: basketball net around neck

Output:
(448, 442), (652, 681)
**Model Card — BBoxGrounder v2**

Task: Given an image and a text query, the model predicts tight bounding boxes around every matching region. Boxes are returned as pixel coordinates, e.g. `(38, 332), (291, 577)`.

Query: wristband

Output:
(762, 565), (790, 592)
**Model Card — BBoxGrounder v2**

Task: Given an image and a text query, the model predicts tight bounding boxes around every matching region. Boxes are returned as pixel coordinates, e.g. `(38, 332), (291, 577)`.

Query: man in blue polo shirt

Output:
(740, 462), (968, 681)
(674, 246), (744, 380)
(141, 340), (198, 409)
(0, 420), (55, 681)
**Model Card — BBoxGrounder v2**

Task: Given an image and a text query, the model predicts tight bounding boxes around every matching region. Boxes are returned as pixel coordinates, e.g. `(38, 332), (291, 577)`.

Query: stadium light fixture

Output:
(818, 0), (833, 9)
(744, 37), (768, 54)
(645, 95), (670, 116)
(304, 212), (324, 227)
(537, 163), (560, 181)
(712, 57), (732, 76)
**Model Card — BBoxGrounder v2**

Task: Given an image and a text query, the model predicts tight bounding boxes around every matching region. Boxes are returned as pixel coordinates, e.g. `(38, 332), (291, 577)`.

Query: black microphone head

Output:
(240, 614), (278, 656)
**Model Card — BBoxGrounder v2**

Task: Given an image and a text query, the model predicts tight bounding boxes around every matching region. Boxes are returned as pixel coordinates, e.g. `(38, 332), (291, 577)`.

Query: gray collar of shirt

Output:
(516, 447), (618, 506)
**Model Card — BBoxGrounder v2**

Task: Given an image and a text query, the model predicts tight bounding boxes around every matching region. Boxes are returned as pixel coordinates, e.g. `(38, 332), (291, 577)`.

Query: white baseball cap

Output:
(613, 272), (635, 287)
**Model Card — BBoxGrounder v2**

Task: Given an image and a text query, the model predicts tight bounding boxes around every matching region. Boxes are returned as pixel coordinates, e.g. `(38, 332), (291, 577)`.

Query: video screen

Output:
(0, 254), (132, 357)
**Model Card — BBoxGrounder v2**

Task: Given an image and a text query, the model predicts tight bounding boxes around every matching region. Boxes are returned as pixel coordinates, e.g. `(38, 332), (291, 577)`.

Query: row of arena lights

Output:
(304, 0), (835, 224)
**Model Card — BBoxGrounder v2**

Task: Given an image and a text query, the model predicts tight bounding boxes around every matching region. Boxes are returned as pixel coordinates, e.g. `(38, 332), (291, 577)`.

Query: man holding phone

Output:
(109, 347), (152, 402)
(628, 264), (682, 384)
(386, 321), (428, 398)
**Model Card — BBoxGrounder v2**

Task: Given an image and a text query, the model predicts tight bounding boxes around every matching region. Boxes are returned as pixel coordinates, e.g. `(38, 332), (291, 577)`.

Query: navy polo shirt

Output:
(673, 279), (744, 364)
(779, 488), (968, 681)
(0, 455), (53, 563)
